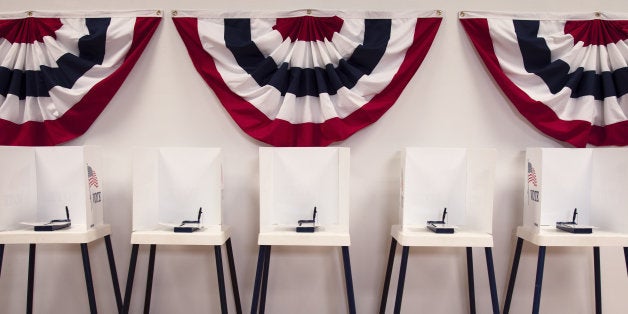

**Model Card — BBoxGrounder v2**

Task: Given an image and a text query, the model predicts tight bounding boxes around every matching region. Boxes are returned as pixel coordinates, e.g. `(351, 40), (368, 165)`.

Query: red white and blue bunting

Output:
(461, 11), (628, 147)
(173, 10), (442, 146)
(0, 10), (161, 146)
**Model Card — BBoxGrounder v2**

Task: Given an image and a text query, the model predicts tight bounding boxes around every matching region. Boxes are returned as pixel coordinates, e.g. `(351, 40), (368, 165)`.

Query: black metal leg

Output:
(250, 246), (266, 314)
(225, 239), (242, 314)
(81, 243), (97, 314)
(485, 247), (500, 314)
(0, 244), (4, 278)
(259, 246), (271, 314)
(27, 244), (36, 314)
(466, 247), (476, 314)
(532, 246), (546, 314)
(104, 235), (123, 313)
(503, 237), (523, 314)
(215, 245), (228, 314)
(123, 244), (139, 314)
(379, 238), (397, 314)
(593, 247), (601, 314)
(342, 246), (357, 314)
(393, 246), (409, 314)
(624, 247), (628, 277)
(144, 244), (156, 314)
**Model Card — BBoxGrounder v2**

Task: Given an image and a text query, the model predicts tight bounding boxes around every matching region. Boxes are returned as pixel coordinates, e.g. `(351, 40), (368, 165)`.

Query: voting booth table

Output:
(503, 148), (628, 314)
(124, 147), (241, 314)
(0, 146), (122, 314)
(251, 147), (355, 313)
(379, 148), (499, 314)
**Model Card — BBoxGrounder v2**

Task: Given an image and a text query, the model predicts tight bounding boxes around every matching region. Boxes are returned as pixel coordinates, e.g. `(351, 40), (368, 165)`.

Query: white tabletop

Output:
(516, 226), (628, 247)
(0, 224), (111, 244)
(131, 225), (231, 245)
(391, 225), (494, 247)
(258, 226), (350, 246)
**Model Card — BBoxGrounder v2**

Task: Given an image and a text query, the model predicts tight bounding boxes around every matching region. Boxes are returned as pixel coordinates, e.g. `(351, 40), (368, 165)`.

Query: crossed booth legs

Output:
(29, 236), (123, 314)
(250, 245), (356, 314)
(503, 237), (628, 314)
(0, 235), (122, 314)
(122, 239), (242, 314)
(379, 238), (500, 314)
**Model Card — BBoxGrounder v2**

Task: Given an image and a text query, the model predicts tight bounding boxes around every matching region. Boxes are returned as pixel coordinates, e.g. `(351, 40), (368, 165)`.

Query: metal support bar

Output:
(80, 243), (97, 314)
(532, 246), (546, 314)
(485, 247), (500, 314)
(226, 239), (242, 314)
(342, 246), (356, 314)
(503, 237), (523, 314)
(259, 246), (271, 314)
(250, 246), (266, 314)
(104, 235), (123, 313)
(466, 247), (476, 314)
(123, 244), (139, 314)
(393, 246), (409, 314)
(27, 244), (36, 314)
(624, 247), (628, 277)
(0, 244), (4, 278)
(379, 238), (397, 314)
(143, 244), (156, 314)
(215, 245), (228, 314)
(593, 247), (601, 314)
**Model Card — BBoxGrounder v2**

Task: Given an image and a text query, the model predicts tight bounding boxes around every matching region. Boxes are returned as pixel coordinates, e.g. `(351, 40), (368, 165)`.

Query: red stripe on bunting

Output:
(564, 20), (628, 47)
(0, 17), (160, 146)
(174, 16), (441, 146)
(460, 18), (615, 147)
(273, 16), (344, 42)
(0, 18), (62, 44)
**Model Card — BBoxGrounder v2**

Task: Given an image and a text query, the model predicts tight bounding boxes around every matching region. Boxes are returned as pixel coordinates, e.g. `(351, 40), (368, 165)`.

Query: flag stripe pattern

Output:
(527, 161), (537, 187)
(461, 12), (628, 147)
(173, 10), (441, 146)
(87, 165), (99, 188)
(0, 11), (161, 145)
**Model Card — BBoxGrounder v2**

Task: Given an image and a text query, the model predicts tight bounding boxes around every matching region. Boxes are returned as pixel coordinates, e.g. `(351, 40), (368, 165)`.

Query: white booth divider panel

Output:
(35, 146), (103, 229)
(133, 147), (222, 230)
(591, 148), (628, 233)
(0, 146), (36, 231)
(157, 148), (222, 225)
(259, 147), (350, 231)
(402, 148), (467, 226)
(525, 148), (592, 228)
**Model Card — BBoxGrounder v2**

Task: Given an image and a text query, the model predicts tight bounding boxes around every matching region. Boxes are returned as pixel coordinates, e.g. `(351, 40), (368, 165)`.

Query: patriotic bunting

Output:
(173, 10), (442, 146)
(0, 10), (161, 146)
(461, 11), (628, 147)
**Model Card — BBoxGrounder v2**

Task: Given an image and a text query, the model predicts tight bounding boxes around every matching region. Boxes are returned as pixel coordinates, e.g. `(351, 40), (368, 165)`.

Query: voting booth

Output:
(524, 147), (628, 233)
(0, 146), (104, 231)
(132, 147), (222, 231)
(0, 145), (121, 313)
(252, 147), (355, 314)
(258, 146), (350, 239)
(400, 147), (496, 234)
(380, 147), (499, 314)
(126, 147), (240, 314)
(503, 147), (628, 314)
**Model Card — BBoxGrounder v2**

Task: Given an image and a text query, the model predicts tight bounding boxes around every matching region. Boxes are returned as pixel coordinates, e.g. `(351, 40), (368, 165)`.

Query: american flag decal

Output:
(87, 165), (99, 188)
(527, 162), (537, 187)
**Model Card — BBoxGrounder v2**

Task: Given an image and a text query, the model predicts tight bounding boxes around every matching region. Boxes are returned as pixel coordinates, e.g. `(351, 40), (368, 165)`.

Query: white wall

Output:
(1, 0), (627, 313)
